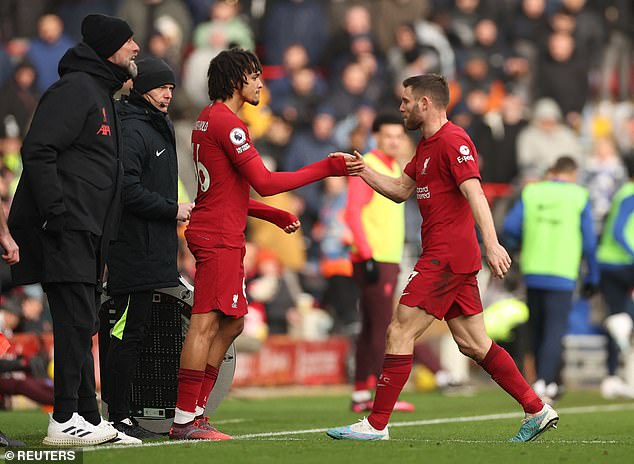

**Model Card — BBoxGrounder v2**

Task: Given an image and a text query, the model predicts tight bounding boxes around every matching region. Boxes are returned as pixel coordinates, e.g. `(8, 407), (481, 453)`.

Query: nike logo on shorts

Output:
(156, 148), (166, 157)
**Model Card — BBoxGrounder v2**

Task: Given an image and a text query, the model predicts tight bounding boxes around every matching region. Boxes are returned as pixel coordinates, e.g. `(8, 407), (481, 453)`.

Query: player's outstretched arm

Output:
(343, 151), (415, 203)
(247, 198), (300, 234)
(239, 153), (352, 197)
(459, 178), (511, 279)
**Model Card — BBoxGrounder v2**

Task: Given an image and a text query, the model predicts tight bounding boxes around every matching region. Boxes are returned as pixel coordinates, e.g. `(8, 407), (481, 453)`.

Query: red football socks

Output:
(478, 342), (543, 414)
(197, 364), (219, 409)
(367, 354), (413, 430)
(175, 368), (204, 413)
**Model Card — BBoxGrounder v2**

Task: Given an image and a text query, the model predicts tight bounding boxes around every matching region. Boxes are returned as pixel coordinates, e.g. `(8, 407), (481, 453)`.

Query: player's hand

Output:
(283, 220), (301, 234)
(0, 231), (19, 265)
(176, 202), (194, 221)
(485, 242), (511, 279)
(329, 150), (364, 176)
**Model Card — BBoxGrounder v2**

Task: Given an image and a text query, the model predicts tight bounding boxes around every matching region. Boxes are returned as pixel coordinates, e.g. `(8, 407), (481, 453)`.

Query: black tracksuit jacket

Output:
(8, 43), (124, 285)
(106, 94), (179, 295)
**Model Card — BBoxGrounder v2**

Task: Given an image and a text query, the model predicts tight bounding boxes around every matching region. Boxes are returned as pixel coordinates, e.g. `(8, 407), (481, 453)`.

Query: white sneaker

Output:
(43, 413), (117, 447)
(96, 419), (142, 445)
(326, 417), (389, 441)
(605, 313), (633, 352)
(601, 376), (634, 399)
(532, 379), (546, 397)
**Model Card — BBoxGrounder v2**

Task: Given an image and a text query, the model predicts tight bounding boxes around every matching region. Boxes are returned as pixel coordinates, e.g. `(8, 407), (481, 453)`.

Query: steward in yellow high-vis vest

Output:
(502, 156), (598, 400)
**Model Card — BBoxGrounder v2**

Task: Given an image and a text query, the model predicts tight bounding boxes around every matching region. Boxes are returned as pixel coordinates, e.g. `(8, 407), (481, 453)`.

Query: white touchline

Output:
(213, 418), (247, 425)
(78, 403), (634, 452)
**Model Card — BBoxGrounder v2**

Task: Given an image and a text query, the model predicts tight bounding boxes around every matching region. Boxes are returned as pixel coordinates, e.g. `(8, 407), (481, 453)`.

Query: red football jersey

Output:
(404, 121), (482, 273)
(188, 102), (259, 247)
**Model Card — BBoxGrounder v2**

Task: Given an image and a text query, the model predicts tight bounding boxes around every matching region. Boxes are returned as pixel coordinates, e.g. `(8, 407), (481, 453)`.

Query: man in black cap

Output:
(8, 14), (141, 446)
(101, 57), (193, 441)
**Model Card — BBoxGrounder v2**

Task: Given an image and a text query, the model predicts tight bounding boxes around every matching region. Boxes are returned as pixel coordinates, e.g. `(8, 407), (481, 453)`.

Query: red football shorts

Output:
(185, 230), (247, 317)
(399, 259), (483, 320)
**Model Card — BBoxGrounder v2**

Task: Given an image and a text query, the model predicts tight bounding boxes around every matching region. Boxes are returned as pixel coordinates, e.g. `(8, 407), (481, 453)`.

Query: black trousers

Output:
(352, 262), (400, 383)
(43, 282), (100, 416)
(103, 291), (153, 423)
(526, 288), (574, 384)
(600, 265), (634, 375)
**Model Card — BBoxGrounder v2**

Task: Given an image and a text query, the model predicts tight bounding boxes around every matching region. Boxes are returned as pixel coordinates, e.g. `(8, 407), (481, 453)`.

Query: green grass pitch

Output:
(2, 388), (633, 464)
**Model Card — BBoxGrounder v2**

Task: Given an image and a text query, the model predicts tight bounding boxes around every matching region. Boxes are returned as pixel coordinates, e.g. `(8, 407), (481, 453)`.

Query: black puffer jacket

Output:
(106, 94), (179, 295)
(8, 43), (124, 285)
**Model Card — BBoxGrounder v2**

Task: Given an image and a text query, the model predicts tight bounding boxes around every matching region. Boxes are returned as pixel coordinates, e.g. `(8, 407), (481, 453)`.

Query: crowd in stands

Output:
(0, 0), (632, 402)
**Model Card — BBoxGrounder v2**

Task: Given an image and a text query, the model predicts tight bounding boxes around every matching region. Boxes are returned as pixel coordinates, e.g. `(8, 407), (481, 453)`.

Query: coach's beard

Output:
(127, 60), (138, 79)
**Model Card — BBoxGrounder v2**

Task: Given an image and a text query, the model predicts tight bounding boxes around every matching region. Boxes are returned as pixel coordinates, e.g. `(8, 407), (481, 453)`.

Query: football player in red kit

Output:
(169, 48), (363, 440)
(327, 74), (559, 442)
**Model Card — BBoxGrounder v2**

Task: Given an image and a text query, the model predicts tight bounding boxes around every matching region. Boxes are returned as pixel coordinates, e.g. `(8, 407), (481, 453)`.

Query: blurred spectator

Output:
(245, 245), (295, 335)
(470, 17), (514, 82)
(184, 0), (216, 26)
(0, 61), (40, 138)
(0, 355), (54, 407)
(485, 93), (529, 184)
(581, 136), (626, 234)
(454, 90), (497, 159)
(561, 0), (606, 73)
(457, 50), (505, 112)
(324, 61), (371, 123)
(387, 23), (442, 84)
(287, 292), (333, 340)
(516, 98), (583, 183)
(613, 105), (634, 160)
(282, 109), (337, 238)
(142, 29), (181, 79)
(247, 191), (307, 273)
(534, 31), (589, 128)
(270, 67), (325, 131)
(26, 14), (74, 93)
(313, 176), (357, 334)
(444, 0), (492, 53)
(262, 0), (328, 66)
(0, 0), (48, 42)
(333, 102), (377, 153)
(265, 43), (316, 101)
(182, 38), (226, 107)
(354, 49), (387, 106)
(14, 285), (47, 334)
(0, 325), (53, 408)
(192, 0), (254, 51)
(256, 113), (294, 169)
(117, 0), (192, 56)
(371, 0), (431, 53)
(53, 0), (117, 42)
(0, 47), (12, 87)
(0, 299), (20, 338)
(321, 4), (383, 76)
(599, 0), (633, 101)
(511, 0), (550, 56)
